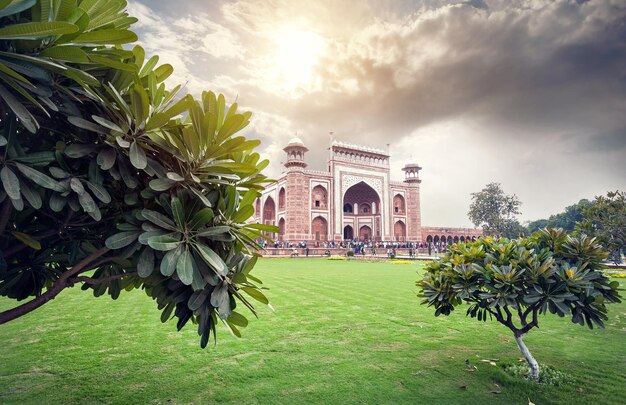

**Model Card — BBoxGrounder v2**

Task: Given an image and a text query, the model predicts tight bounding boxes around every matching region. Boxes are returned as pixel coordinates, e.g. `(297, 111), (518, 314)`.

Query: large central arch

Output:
(343, 181), (381, 213)
(343, 181), (382, 240)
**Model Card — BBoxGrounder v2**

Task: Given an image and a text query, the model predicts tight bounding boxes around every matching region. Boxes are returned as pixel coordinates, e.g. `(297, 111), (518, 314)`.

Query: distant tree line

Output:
(469, 184), (625, 263)
(526, 199), (590, 233)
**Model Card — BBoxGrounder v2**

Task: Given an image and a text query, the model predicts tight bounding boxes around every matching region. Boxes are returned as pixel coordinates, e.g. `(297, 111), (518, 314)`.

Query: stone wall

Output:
(421, 226), (483, 244)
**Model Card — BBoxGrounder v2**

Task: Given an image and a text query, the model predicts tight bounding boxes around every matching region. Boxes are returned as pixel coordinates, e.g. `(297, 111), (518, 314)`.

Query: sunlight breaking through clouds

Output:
(129, 0), (626, 227)
(267, 26), (327, 95)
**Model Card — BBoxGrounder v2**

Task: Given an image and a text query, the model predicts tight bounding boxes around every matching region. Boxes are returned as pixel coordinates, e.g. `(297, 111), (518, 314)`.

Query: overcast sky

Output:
(127, 0), (625, 228)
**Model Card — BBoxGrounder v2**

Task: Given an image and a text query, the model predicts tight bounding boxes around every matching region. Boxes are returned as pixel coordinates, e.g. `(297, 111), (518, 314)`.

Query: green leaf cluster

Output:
(0, 0), (276, 347)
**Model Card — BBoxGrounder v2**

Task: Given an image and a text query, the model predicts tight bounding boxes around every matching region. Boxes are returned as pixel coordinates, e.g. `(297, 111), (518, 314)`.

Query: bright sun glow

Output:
(271, 26), (326, 93)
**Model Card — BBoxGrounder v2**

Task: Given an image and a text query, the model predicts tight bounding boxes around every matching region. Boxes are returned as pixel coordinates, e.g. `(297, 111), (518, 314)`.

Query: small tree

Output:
(0, 0), (275, 347)
(577, 191), (626, 264)
(417, 228), (621, 380)
(468, 182), (523, 238)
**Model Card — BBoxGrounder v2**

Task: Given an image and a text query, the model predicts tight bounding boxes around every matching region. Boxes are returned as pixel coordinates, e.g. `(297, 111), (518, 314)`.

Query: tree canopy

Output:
(417, 228), (622, 380)
(0, 0), (275, 347)
(468, 182), (523, 238)
(577, 191), (626, 264)
(526, 199), (590, 234)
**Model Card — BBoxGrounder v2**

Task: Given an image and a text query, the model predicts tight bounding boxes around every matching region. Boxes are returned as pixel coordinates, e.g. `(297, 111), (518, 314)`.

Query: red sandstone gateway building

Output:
(253, 138), (481, 244)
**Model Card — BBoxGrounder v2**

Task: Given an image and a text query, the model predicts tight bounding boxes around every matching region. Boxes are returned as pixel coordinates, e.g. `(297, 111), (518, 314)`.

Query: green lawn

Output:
(0, 259), (624, 404)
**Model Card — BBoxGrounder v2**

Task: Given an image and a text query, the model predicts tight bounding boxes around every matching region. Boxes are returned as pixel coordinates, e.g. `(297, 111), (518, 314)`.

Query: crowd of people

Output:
(260, 238), (452, 257)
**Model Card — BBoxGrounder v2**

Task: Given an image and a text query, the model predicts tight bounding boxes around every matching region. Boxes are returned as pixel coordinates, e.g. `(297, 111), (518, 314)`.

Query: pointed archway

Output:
(343, 225), (354, 240)
(394, 220), (406, 241)
(278, 187), (286, 210)
(278, 218), (285, 240)
(263, 197), (276, 225)
(311, 216), (328, 241)
(393, 194), (405, 214)
(343, 181), (382, 240)
(359, 225), (372, 241)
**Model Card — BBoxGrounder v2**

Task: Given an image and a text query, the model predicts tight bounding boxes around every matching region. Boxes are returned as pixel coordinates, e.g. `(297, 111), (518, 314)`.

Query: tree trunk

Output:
(612, 248), (623, 264)
(515, 334), (539, 381)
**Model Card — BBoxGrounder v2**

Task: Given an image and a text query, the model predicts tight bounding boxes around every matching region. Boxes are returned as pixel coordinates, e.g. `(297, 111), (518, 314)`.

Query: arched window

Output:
(311, 185), (328, 209)
(278, 218), (285, 240)
(343, 203), (353, 213)
(394, 220), (406, 241)
(360, 203), (371, 214)
(343, 225), (353, 240)
(393, 194), (405, 214)
(311, 216), (328, 241)
(359, 225), (372, 241)
(278, 187), (286, 210)
(263, 197), (276, 226)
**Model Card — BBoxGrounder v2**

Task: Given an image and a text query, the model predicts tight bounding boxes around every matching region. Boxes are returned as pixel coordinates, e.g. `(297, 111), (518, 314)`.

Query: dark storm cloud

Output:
(463, 0), (489, 10)
(273, 1), (626, 152)
(584, 127), (626, 152)
(134, 0), (222, 17)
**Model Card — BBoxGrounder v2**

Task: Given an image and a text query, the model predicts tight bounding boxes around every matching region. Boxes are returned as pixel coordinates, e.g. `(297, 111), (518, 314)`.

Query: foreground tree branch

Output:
(69, 272), (137, 286)
(0, 248), (110, 325)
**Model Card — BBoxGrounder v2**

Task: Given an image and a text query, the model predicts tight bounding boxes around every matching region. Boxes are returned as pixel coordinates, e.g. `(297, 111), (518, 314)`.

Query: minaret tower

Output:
(402, 162), (422, 184)
(283, 137), (308, 171)
(402, 162), (422, 241)
(283, 137), (309, 241)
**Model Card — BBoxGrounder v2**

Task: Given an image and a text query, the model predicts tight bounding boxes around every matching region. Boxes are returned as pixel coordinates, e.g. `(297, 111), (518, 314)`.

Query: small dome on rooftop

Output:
(287, 137), (305, 146)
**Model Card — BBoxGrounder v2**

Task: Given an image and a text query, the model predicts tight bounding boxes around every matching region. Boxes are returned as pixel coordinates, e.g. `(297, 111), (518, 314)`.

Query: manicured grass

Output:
(0, 259), (624, 404)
